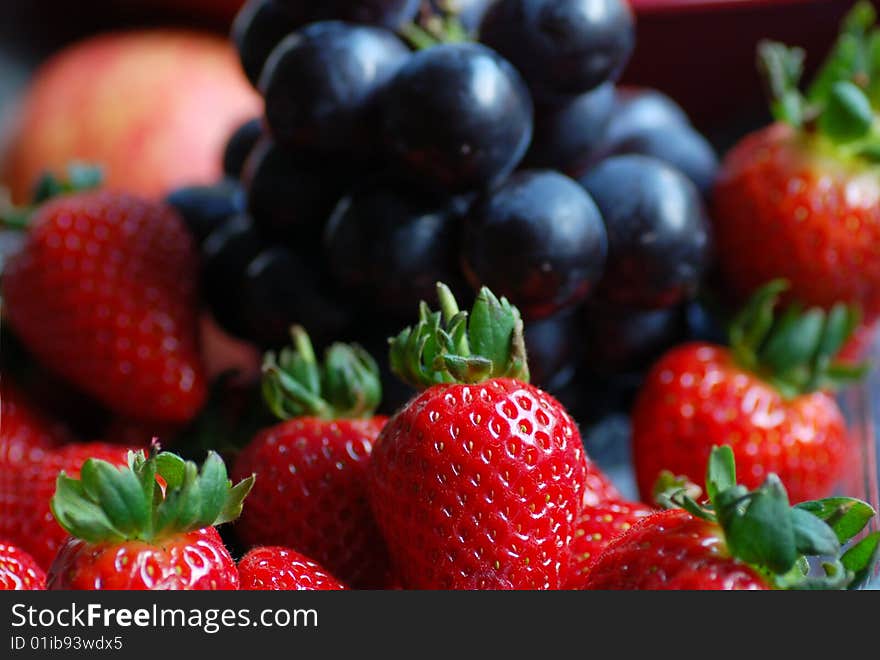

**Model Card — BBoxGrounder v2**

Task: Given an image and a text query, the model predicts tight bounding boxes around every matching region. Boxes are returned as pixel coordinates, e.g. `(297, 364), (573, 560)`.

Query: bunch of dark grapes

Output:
(168, 0), (719, 412)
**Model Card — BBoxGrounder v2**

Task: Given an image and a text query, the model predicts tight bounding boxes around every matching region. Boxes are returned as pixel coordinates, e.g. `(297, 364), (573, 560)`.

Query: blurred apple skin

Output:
(2, 30), (261, 203)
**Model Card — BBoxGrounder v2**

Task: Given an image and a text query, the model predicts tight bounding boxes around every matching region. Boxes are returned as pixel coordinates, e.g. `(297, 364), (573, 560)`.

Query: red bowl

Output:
(622, 0), (868, 129)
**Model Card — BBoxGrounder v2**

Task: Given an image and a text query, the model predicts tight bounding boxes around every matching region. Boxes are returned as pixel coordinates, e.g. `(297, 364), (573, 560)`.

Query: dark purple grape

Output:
(463, 170), (606, 319)
(232, 0), (309, 88)
(480, 0), (635, 97)
(240, 246), (353, 349)
(261, 21), (410, 153)
(305, 0), (422, 28)
(602, 124), (719, 197)
(324, 178), (469, 318)
(524, 311), (580, 391)
(202, 214), (266, 338)
(242, 138), (350, 247)
(524, 82), (614, 175)
(580, 302), (684, 375)
(166, 181), (244, 246)
(579, 155), (712, 310)
(380, 42), (533, 192)
(602, 88), (692, 147)
(223, 117), (263, 179)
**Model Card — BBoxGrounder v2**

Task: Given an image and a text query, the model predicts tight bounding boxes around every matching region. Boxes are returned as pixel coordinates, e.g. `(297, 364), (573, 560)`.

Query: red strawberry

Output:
(712, 10), (880, 319)
(47, 448), (252, 590)
(581, 460), (621, 508)
(0, 440), (133, 569)
(584, 446), (879, 590)
(238, 546), (346, 591)
(0, 541), (46, 590)
(0, 380), (67, 461)
(368, 285), (590, 590)
(565, 500), (654, 589)
(633, 281), (861, 504)
(2, 189), (206, 422)
(233, 328), (390, 589)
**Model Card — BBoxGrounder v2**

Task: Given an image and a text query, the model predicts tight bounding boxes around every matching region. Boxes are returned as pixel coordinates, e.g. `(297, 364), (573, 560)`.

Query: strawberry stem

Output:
(728, 280), (867, 397)
(50, 448), (254, 544)
(261, 325), (382, 420)
(657, 446), (879, 589)
(390, 283), (529, 390)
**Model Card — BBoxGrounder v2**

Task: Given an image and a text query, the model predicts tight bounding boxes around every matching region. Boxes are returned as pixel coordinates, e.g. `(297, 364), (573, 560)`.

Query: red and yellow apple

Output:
(2, 30), (261, 202)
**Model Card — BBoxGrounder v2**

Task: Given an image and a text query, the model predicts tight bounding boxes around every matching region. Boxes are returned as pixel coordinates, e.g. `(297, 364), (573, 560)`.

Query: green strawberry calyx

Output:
(0, 163), (103, 231)
(656, 446), (880, 590)
(262, 325), (381, 420)
(390, 283), (529, 389)
(758, 1), (880, 163)
(399, 1), (471, 50)
(50, 443), (254, 544)
(728, 279), (867, 398)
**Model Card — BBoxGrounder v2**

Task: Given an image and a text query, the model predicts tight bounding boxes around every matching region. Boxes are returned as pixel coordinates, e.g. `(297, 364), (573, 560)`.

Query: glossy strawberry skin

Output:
(0, 541), (46, 590)
(0, 442), (133, 569)
(368, 378), (588, 590)
(566, 500), (655, 589)
(47, 527), (238, 590)
(632, 343), (848, 504)
(713, 123), (880, 319)
(238, 546), (346, 591)
(233, 417), (389, 589)
(2, 191), (206, 422)
(583, 509), (769, 590)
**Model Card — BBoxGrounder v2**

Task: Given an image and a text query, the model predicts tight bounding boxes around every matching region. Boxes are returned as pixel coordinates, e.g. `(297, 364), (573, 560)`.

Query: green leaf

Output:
(857, 141), (880, 161)
(729, 279), (788, 369)
(808, 34), (863, 105)
(387, 283), (529, 389)
(795, 497), (876, 543)
(757, 41), (806, 126)
(468, 288), (515, 377)
(808, 2), (875, 105)
(51, 450), (253, 543)
(867, 30), (880, 105)
(217, 474), (255, 525)
(841, 532), (880, 585)
(706, 446), (736, 503)
(759, 307), (825, 374)
(790, 507), (841, 557)
(195, 452), (230, 527)
(155, 452), (186, 490)
(816, 304), (859, 363)
(78, 459), (148, 539)
(721, 476), (799, 574)
(652, 470), (705, 511)
(818, 81), (874, 143)
(50, 474), (127, 544)
(154, 462), (202, 537)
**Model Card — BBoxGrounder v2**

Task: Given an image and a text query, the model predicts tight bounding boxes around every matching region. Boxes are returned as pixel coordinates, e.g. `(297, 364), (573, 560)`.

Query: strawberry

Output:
(712, 4), (880, 319)
(0, 440), (133, 569)
(565, 500), (655, 589)
(584, 446), (880, 590)
(238, 546), (346, 591)
(2, 188), (206, 423)
(233, 327), (390, 588)
(0, 541), (46, 590)
(632, 280), (863, 504)
(368, 285), (597, 590)
(0, 380), (68, 462)
(47, 447), (253, 590)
